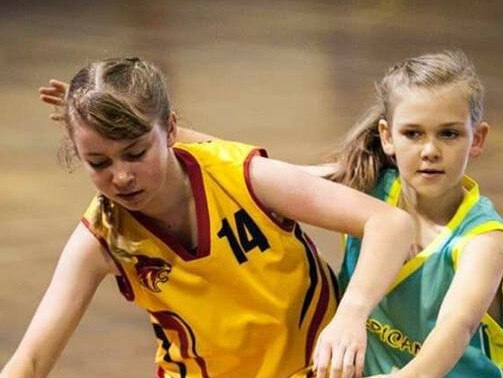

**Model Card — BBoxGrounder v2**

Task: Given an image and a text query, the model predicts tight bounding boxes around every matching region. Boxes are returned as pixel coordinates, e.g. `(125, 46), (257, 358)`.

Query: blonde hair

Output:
(64, 57), (171, 260)
(328, 50), (484, 193)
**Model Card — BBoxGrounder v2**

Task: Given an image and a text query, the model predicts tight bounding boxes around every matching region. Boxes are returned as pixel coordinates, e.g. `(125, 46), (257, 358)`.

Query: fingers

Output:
(354, 349), (364, 378)
(328, 346), (344, 378)
(315, 344), (349, 378)
(40, 94), (64, 106)
(39, 79), (68, 106)
(39, 86), (64, 96)
(38, 79), (68, 124)
(340, 347), (356, 378)
(39, 80), (68, 96)
(50, 113), (64, 122)
(315, 345), (363, 378)
(315, 341), (331, 378)
(39, 83), (66, 97)
(49, 79), (68, 90)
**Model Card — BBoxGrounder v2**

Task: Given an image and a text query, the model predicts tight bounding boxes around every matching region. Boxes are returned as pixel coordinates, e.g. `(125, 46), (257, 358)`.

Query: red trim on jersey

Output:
(304, 233), (330, 364)
(80, 217), (135, 301)
(244, 148), (295, 231)
(156, 366), (165, 378)
(152, 311), (210, 378)
(130, 148), (211, 262)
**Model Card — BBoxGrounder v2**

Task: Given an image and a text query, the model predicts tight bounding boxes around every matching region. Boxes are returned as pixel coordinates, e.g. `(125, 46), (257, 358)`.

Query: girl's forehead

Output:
(392, 83), (468, 104)
(390, 84), (471, 126)
(73, 121), (153, 153)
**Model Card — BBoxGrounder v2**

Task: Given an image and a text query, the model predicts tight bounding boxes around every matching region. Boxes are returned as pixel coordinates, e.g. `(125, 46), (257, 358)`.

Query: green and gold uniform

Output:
(340, 169), (503, 377)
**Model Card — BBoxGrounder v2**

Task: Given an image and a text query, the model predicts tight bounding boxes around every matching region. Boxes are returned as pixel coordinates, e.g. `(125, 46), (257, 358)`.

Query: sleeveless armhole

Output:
(81, 197), (135, 301)
(243, 147), (295, 232)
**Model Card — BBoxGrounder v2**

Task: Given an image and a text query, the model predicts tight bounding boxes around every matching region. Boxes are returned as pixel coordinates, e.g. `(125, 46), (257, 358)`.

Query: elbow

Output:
(437, 312), (479, 348)
(451, 315), (480, 341)
(368, 206), (415, 240)
(369, 207), (415, 257)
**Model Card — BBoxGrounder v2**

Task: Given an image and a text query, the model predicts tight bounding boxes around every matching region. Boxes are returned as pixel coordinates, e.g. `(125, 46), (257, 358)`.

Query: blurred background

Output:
(1, 1), (502, 376)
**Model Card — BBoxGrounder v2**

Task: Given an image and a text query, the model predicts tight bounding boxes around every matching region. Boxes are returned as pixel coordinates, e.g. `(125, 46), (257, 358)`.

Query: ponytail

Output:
(95, 194), (140, 261)
(327, 105), (395, 193)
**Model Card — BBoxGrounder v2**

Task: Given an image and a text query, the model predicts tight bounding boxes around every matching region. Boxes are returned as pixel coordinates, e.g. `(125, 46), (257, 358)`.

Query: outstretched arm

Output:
(249, 156), (414, 378)
(387, 231), (503, 378)
(296, 163), (340, 179)
(0, 223), (112, 378)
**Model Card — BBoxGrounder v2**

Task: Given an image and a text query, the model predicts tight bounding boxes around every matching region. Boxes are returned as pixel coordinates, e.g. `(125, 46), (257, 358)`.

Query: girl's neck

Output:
(399, 181), (464, 256)
(133, 152), (198, 251)
(400, 181), (465, 226)
(142, 152), (193, 225)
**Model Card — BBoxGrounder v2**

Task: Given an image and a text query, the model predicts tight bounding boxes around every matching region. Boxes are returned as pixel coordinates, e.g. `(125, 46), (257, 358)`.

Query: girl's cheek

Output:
(90, 173), (107, 190)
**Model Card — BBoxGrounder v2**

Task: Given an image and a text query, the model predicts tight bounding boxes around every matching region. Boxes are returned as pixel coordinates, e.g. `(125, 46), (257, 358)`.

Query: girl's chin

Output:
(114, 193), (147, 210)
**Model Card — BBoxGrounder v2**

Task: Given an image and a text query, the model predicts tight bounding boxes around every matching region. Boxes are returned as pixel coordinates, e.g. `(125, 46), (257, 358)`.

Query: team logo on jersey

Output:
(134, 255), (172, 292)
(367, 318), (422, 356)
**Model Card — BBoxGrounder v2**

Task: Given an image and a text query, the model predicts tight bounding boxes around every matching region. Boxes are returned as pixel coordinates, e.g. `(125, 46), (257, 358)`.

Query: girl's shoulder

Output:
(474, 194), (503, 221)
(174, 139), (266, 167)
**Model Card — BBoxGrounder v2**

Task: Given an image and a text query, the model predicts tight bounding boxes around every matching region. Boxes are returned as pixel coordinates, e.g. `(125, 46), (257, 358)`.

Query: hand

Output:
(313, 313), (367, 378)
(39, 79), (68, 122)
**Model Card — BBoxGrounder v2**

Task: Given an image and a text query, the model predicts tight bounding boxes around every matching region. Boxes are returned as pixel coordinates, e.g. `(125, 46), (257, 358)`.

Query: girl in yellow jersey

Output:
(1, 58), (414, 378)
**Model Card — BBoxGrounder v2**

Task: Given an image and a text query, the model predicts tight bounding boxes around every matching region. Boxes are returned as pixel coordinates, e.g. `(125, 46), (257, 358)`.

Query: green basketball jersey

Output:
(340, 169), (503, 377)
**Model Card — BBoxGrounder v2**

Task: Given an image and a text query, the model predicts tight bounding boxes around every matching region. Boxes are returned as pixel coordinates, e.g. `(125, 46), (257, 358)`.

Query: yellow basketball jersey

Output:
(82, 140), (338, 378)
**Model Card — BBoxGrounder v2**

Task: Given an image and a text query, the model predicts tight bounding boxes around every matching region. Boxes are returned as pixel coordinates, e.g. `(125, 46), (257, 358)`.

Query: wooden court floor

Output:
(1, 1), (502, 376)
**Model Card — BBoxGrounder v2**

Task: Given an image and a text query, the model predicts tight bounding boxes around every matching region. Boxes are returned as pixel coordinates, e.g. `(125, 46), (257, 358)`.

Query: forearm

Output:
(1, 354), (37, 378)
(1, 295), (86, 378)
(295, 163), (339, 179)
(341, 210), (413, 317)
(397, 317), (474, 378)
(396, 232), (503, 378)
(1, 226), (109, 378)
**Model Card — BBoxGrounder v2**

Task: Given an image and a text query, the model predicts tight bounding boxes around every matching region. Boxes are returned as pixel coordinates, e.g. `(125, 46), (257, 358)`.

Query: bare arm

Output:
(393, 231), (503, 378)
(1, 223), (112, 378)
(296, 163), (340, 179)
(249, 156), (414, 378)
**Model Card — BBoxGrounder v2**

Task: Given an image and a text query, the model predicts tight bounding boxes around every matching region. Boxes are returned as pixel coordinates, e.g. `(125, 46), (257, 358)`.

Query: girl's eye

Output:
(439, 129), (460, 139)
(126, 150), (146, 161)
(88, 160), (110, 170)
(402, 129), (421, 139)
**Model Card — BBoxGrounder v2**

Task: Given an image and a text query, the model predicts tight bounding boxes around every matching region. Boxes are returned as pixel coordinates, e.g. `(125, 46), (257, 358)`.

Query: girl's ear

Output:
(469, 122), (489, 158)
(378, 119), (395, 156)
(167, 111), (178, 147)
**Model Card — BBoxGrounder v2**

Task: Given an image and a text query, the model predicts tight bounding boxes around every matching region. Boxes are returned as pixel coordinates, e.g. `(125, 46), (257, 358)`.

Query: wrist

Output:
(336, 293), (372, 320)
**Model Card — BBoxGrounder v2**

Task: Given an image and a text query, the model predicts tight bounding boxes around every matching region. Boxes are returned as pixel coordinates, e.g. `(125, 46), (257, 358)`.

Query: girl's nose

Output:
(112, 168), (135, 189)
(420, 140), (441, 162)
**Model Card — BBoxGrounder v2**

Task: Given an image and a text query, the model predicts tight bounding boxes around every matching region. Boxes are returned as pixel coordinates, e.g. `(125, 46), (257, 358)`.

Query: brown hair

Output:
(64, 57), (171, 260)
(328, 50), (484, 193)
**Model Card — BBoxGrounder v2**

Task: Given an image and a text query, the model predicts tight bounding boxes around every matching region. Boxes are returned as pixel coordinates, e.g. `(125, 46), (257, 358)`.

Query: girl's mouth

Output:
(117, 189), (144, 199)
(417, 169), (444, 178)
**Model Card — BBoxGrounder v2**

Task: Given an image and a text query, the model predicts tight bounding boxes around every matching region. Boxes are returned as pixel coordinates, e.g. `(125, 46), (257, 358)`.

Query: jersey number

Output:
(217, 209), (270, 264)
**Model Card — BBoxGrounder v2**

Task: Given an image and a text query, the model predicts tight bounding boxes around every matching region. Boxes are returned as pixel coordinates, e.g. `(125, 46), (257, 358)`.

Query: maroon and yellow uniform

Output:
(82, 139), (338, 378)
